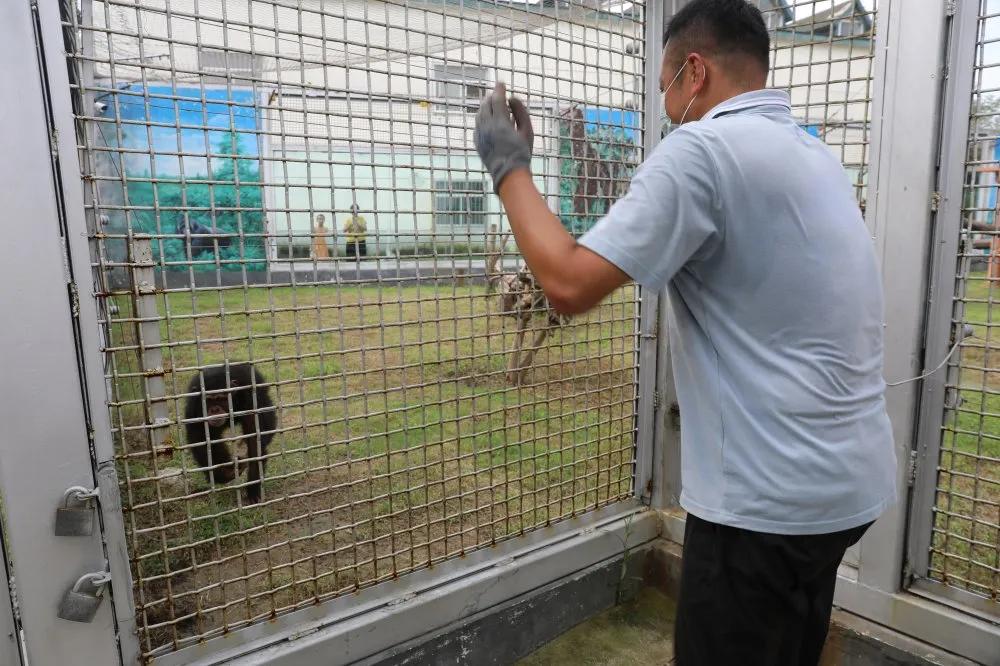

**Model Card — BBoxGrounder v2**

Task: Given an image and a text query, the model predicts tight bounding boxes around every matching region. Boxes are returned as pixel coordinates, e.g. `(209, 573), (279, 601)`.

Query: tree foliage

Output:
(125, 131), (266, 271)
(557, 115), (638, 237)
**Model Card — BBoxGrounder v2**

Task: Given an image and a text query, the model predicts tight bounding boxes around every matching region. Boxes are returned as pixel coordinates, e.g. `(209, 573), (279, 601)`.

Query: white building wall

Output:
(86, 1), (871, 249)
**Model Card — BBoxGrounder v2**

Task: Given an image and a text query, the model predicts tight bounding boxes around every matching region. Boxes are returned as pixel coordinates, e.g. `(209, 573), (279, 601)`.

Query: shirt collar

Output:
(703, 89), (792, 121)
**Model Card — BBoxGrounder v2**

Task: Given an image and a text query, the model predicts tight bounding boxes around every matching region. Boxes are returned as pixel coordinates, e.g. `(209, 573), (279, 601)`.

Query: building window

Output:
(434, 180), (486, 227)
(833, 18), (865, 38)
(198, 48), (262, 84)
(433, 64), (490, 102)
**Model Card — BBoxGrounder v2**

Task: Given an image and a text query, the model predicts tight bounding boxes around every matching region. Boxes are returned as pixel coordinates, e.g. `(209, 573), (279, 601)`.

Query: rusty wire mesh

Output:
(65, 0), (645, 656)
(931, 0), (1000, 605)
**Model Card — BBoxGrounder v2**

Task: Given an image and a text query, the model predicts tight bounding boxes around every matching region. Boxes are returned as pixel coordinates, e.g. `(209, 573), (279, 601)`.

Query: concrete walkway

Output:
(517, 587), (677, 666)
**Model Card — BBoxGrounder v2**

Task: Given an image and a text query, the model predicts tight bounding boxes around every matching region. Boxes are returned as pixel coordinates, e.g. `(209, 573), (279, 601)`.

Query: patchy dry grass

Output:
(105, 282), (640, 655)
(930, 274), (1000, 600)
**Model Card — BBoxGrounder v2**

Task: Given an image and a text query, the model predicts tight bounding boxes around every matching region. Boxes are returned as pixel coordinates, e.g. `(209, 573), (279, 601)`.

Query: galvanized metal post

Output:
(35, 0), (141, 662)
(634, 0), (665, 506)
(649, 1), (688, 514)
(129, 235), (172, 457)
(904, 0), (980, 590)
(846, 0), (951, 597)
(0, 0), (125, 663)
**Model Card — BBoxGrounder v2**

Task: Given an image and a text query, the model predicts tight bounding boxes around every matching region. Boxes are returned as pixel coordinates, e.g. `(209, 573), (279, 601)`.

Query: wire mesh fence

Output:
(65, 0), (645, 657)
(757, 0), (877, 207)
(57, 0), (895, 656)
(932, 0), (1000, 605)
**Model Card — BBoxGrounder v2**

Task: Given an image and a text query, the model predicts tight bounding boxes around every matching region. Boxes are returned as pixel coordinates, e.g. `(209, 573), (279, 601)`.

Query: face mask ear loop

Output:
(680, 94), (698, 126)
(665, 60), (687, 94)
(665, 59), (698, 127)
(662, 60), (688, 134)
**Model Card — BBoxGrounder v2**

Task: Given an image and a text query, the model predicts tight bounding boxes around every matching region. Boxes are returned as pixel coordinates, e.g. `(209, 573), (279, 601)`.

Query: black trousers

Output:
(675, 513), (872, 666)
(346, 240), (367, 257)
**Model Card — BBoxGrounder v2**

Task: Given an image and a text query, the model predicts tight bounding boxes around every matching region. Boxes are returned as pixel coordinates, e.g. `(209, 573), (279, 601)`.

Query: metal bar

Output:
(633, 0), (663, 506)
(37, 0), (144, 661)
(651, 288), (681, 509)
(906, 0), (981, 586)
(908, 578), (999, 624)
(157, 501), (652, 666)
(129, 235), (172, 456)
(0, 0), (121, 663)
(834, 575), (1000, 666)
(852, 0), (949, 595)
(649, 0), (687, 512)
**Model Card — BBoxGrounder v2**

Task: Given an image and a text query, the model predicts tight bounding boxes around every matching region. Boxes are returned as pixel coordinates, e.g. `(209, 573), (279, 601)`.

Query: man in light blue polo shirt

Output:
(473, 0), (896, 663)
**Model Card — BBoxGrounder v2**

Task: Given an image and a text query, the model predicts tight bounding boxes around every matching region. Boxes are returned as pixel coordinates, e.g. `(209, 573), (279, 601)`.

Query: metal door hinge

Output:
(945, 1), (957, 18)
(901, 557), (918, 587)
(930, 191), (942, 212)
(907, 449), (919, 487)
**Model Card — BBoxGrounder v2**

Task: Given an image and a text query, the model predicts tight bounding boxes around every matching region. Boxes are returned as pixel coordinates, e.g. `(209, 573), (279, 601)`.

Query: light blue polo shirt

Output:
(579, 89), (897, 535)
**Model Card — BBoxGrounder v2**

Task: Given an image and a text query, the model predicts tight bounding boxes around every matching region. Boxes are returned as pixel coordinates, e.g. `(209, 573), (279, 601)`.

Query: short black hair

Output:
(664, 0), (770, 74)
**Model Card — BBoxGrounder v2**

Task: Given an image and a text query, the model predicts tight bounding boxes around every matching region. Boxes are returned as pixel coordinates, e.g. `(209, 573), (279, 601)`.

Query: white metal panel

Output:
(0, 1), (122, 664)
(856, 0), (949, 596)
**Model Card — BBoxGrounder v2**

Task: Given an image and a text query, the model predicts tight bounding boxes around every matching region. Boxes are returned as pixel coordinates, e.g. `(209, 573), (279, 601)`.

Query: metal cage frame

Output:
(1, 1), (999, 665)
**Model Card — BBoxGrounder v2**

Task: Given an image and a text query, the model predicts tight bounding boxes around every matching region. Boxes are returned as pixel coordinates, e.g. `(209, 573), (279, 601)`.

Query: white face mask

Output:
(660, 60), (698, 137)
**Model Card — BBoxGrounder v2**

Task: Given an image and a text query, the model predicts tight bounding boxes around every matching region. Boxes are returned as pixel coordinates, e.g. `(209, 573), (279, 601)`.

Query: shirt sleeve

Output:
(577, 127), (723, 291)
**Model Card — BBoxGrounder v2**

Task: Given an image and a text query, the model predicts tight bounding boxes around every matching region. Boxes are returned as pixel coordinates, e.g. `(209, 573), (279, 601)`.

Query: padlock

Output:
(54, 486), (98, 537)
(58, 572), (110, 623)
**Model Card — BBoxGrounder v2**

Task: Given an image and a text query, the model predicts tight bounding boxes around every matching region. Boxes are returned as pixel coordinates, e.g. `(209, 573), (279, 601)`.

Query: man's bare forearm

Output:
(496, 169), (630, 314)
(497, 169), (581, 306)
(473, 79), (632, 315)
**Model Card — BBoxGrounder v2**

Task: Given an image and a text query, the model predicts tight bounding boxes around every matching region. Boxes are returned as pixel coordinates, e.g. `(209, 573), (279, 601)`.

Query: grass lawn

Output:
(105, 280), (640, 655)
(931, 273), (1000, 600)
(103, 271), (1000, 657)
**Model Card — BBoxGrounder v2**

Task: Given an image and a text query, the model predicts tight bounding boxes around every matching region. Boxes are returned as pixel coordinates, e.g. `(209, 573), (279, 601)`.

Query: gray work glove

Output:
(474, 83), (534, 194)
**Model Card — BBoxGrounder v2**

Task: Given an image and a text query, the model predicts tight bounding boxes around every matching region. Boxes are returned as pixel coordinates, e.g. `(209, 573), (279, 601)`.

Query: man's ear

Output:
(689, 54), (707, 91)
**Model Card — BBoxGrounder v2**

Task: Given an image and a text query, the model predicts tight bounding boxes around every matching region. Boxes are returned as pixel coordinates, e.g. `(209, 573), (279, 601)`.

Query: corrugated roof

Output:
(786, 0), (872, 36)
